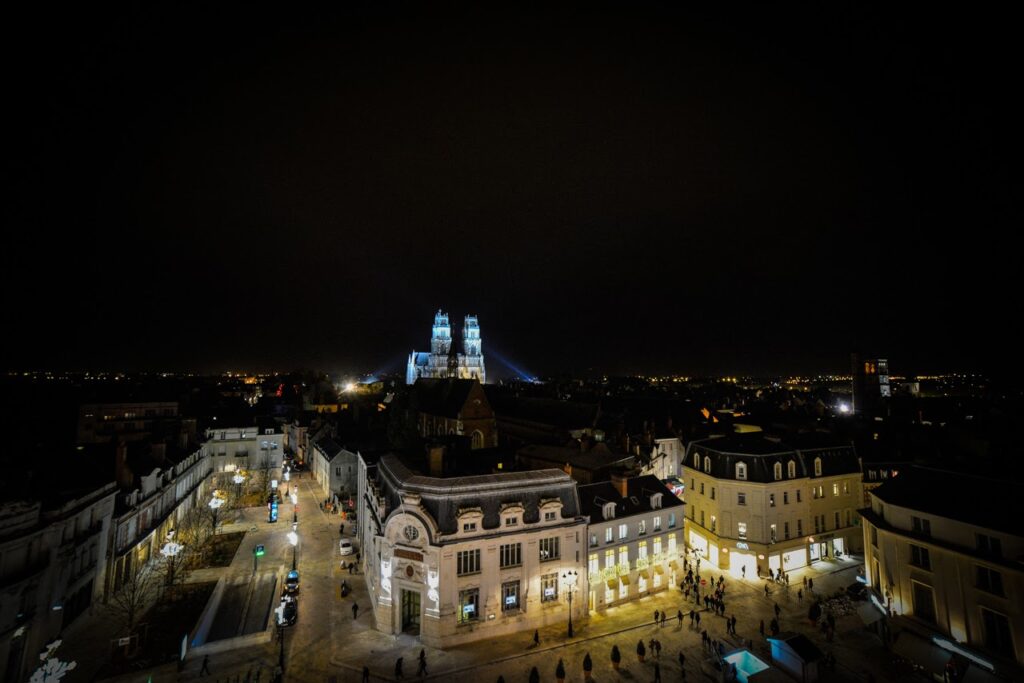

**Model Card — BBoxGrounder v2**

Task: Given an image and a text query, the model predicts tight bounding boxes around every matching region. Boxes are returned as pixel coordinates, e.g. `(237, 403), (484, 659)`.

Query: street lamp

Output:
(159, 530), (184, 589)
(291, 491), (298, 523)
(209, 492), (226, 535)
(232, 471), (246, 501)
(561, 570), (578, 638)
(287, 530), (299, 570)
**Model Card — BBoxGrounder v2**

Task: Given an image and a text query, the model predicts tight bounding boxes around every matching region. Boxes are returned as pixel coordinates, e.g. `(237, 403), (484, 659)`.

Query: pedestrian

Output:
(808, 578), (814, 591)
(764, 584), (770, 597)
(759, 619), (765, 637)
(352, 602), (359, 619)
(199, 655), (211, 676)
(785, 572), (789, 586)
(341, 523), (345, 534)
(417, 650), (427, 677)
(695, 612), (701, 627)
(362, 665), (370, 683)
(732, 616), (737, 634)
(678, 651), (685, 669)
(394, 657), (404, 680)
(661, 612), (667, 628)
(677, 610), (683, 627)
(774, 602), (780, 619)
(656, 640), (662, 658)
(741, 565), (746, 579)
(798, 589), (803, 601)
(654, 662), (662, 683)
(533, 629), (540, 647)
(654, 609), (660, 624)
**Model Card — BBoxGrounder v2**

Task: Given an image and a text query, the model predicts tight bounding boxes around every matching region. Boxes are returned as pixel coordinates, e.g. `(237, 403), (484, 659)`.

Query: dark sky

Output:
(6, 6), (1020, 378)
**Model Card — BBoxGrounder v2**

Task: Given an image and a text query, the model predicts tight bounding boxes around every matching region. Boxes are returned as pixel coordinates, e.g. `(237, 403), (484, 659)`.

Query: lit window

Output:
(459, 588), (479, 623)
(770, 524), (777, 543)
(832, 483), (839, 497)
(605, 549), (615, 569)
(589, 553), (600, 574)
(736, 463), (747, 480)
(787, 461), (796, 478)
(738, 522), (747, 540)
(618, 523), (628, 540)
(710, 515), (716, 533)
(638, 540), (648, 560)
(773, 462), (782, 481)
(541, 573), (559, 602)
(653, 516), (661, 531)
(704, 456), (711, 473)
(638, 520), (647, 535)
(814, 458), (822, 477)
(539, 537), (560, 562)
(502, 580), (520, 611)
(605, 527), (613, 543)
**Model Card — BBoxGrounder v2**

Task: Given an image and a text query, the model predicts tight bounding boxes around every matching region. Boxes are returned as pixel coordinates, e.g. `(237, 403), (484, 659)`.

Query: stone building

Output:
(406, 310), (486, 385)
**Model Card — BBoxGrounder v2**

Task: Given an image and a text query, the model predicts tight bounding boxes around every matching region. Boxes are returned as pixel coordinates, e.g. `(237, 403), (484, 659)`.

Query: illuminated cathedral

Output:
(406, 310), (486, 385)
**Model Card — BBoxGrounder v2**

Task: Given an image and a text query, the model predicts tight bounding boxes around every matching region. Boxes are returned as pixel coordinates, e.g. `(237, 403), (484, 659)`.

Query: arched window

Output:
(736, 463), (747, 480)
(787, 461), (796, 478)
(774, 462), (782, 481)
(471, 430), (485, 449)
(693, 452), (700, 469)
(814, 457), (822, 477)
(703, 456), (711, 474)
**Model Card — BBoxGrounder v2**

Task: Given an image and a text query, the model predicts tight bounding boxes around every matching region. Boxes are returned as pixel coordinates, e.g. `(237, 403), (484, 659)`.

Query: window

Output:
(787, 461), (796, 478)
(605, 549), (615, 569)
(541, 573), (559, 602)
(668, 533), (677, 553)
(458, 588), (479, 623)
(710, 515), (716, 533)
(668, 512), (676, 529)
(653, 536), (662, 555)
(737, 492), (746, 506)
(457, 549), (481, 575)
(738, 522), (747, 540)
(710, 487), (715, 500)
(693, 453), (699, 469)
(784, 521), (790, 540)
(843, 481), (850, 495)
(813, 457), (822, 477)
(911, 516), (931, 537)
(976, 566), (1004, 596)
(871, 526), (878, 547)
(602, 502), (616, 520)
(814, 516), (821, 534)
(797, 519), (803, 536)
(832, 483), (839, 496)
(976, 534), (1002, 558)
(770, 524), (777, 543)
(653, 516), (661, 531)
(700, 482), (705, 495)
(638, 540), (648, 560)
(500, 543), (522, 568)
(774, 462), (782, 481)
(783, 491), (789, 505)
(981, 608), (1015, 658)
(462, 522), (477, 532)
(650, 493), (663, 509)
(618, 523), (628, 540)
(912, 581), (936, 623)
(589, 533), (598, 548)
(834, 511), (840, 528)
(605, 527), (613, 543)
(704, 456), (711, 473)
(589, 553), (600, 575)
(618, 546), (629, 568)
(539, 537), (560, 562)
(545, 511), (557, 522)
(736, 463), (747, 480)
(769, 494), (775, 507)
(796, 490), (802, 503)
(638, 520), (647, 535)
(502, 580), (520, 611)
(909, 544), (931, 570)
(700, 510), (705, 527)
(504, 516), (518, 527)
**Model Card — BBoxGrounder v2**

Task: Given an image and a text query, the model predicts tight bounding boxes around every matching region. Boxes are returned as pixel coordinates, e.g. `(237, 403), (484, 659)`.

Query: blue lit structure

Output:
(406, 310), (486, 384)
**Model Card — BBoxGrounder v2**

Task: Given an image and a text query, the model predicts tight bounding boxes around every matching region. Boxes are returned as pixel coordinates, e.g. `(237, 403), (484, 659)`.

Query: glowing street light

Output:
(561, 570), (578, 638)
(209, 492), (226, 534)
(287, 531), (299, 570)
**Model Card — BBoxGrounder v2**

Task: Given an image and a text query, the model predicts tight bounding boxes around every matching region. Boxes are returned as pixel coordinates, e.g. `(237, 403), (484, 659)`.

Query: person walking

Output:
(695, 612), (701, 627)
(394, 657), (404, 680)
(764, 584), (770, 597)
(654, 662), (662, 683)
(759, 619), (765, 637)
(362, 665), (370, 683)
(199, 655), (211, 677)
(654, 609), (660, 624)
(352, 602), (359, 619)
(661, 611), (667, 628)
(533, 629), (540, 647)
(689, 609), (695, 625)
(678, 651), (685, 670)
(741, 565), (746, 579)
(802, 575), (807, 588)
(677, 609), (683, 627)
(417, 649), (427, 677)
(808, 577), (814, 591)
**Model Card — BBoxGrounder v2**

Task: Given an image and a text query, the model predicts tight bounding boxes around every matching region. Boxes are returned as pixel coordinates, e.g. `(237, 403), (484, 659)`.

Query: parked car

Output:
(339, 539), (354, 556)
(277, 595), (298, 626)
(284, 570), (300, 595)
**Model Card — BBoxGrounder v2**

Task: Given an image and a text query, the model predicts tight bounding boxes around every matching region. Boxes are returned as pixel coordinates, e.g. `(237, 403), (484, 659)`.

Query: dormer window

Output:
(504, 516), (518, 527)
(814, 457), (822, 477)
(703, 456), (711, 474)
(602, 502), (616, 520)
(736, 463), (747, 480)
(650, 493), (663, 509)
(773, 462), (782, 481)
(788, 461), (796, 478)
(693, 452), (699, 468)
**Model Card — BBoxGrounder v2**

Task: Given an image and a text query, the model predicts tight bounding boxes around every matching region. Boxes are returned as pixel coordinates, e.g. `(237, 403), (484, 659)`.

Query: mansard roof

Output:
(578, 475), (684, 521)
(686, 434), (858, 482)
(377, 454), (580, 535)
(410, 378), (488, 418)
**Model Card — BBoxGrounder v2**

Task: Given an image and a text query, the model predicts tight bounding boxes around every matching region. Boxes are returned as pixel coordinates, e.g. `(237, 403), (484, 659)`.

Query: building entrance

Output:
(401, 589), (421, 634)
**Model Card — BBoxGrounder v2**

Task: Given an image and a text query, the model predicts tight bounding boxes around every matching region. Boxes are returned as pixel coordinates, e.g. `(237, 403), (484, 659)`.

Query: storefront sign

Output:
(736, 542), (749, 550)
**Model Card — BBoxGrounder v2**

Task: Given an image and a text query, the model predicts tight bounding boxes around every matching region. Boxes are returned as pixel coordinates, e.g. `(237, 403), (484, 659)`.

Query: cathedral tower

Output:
(407, 309), (486, 384)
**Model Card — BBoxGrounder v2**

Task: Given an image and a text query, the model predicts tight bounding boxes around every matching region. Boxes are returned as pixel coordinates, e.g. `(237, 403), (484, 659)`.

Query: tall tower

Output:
(431, 310), (452, 356)
(463, 315), (486, 384)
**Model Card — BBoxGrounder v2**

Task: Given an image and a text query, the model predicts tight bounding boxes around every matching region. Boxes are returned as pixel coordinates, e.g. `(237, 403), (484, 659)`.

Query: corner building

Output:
(362, 454), (586, 648)
(682, 434), (863, 577)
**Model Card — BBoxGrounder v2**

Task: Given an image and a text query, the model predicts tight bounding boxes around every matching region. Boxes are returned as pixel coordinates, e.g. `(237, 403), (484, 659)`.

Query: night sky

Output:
(6, 6), (1019, 378)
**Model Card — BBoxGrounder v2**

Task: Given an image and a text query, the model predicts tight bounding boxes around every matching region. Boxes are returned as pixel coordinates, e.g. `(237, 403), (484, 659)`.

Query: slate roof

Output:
(685, 434), (859, 482)
(577, 475), (684, 521)
(410, 378), (485, 418)
(377, 454), (580, 536)
(484, 391), (600, 429)
(312, 435), (343, 459)
(869, 466), (1024, 536)
(518, 443), (634, 472)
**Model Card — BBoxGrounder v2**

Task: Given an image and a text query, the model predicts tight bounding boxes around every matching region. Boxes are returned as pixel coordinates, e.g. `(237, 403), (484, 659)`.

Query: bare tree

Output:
(107, 556), (158, 635)
(250, 455), (272, 498)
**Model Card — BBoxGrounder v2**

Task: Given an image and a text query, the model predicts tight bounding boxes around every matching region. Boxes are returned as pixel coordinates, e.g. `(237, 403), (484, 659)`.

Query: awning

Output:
(892, 633), (951, 677)
(638, 569), (650, 579)
(857, 603), (884, 625)
(606, 578), (618, 590)
(654, 564), (665, 574)
(619, 575), (630, 585)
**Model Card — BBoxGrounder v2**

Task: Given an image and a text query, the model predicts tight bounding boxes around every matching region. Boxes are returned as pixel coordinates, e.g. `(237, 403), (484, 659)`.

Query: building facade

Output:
(202, 425), (284, 477)
(310, 435), (359, 502)
(579, 475), (685, 612)
(861, 468), (1023, 678)
(361, 454), (586, 648)
(411, 378), (497, 450)
(683, 434), (863, 578)
(406, 310), (486, 385)
(640, 436), (684, 480)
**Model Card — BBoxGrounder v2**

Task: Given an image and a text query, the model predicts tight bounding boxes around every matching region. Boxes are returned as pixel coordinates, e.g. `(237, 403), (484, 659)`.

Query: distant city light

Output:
(838, 402), (850, 414)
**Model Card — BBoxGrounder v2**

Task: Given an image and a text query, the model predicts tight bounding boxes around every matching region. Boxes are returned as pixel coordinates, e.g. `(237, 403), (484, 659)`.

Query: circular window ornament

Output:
(406, 565), (415, 578)
(403, 525), (420, 542)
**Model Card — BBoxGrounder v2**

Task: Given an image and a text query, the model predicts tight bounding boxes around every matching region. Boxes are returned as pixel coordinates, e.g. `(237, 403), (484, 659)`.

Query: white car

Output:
(339, 539), (354, 556)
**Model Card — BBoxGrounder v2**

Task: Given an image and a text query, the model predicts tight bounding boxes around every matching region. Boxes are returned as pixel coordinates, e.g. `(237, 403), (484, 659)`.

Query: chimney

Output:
(610, 471), (629, 498)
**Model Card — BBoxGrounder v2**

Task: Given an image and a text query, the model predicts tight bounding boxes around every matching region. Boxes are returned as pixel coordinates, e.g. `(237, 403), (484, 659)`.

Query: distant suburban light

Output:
(344, 382), (356, 392)
(838, 403), (850, 414)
